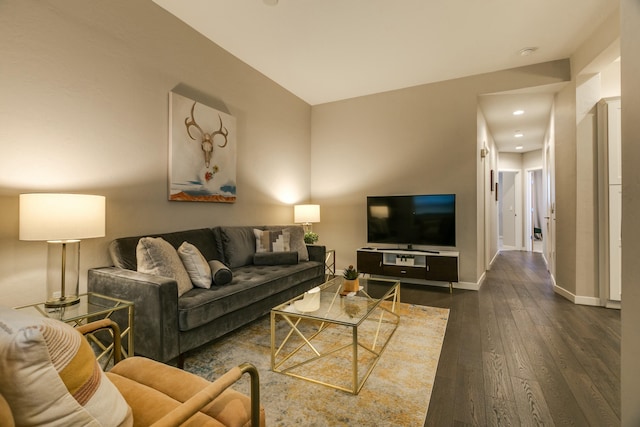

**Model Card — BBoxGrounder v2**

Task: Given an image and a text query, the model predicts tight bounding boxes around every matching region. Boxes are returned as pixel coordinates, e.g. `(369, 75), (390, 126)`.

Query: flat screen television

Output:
(367, 194), (456, 247)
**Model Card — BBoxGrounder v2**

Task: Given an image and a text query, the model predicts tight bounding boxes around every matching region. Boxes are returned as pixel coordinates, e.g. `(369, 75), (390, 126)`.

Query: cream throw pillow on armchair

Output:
(0, 306), (132, 426)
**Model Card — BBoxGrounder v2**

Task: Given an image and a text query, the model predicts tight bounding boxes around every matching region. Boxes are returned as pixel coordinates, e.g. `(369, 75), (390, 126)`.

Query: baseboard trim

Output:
(365, 275), (482, 291)
(489, 251), (500, 267)
(553, 284), (602, 307)
(605, 300), (621, 310)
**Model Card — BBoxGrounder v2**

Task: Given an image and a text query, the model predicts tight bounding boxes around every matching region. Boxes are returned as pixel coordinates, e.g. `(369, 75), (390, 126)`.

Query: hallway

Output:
(400, 251), (620, 426)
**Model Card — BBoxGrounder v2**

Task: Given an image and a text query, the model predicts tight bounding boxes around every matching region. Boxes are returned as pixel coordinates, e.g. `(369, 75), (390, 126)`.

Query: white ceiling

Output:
(478, 86), (562, 153)
(152, 0), (618, 152)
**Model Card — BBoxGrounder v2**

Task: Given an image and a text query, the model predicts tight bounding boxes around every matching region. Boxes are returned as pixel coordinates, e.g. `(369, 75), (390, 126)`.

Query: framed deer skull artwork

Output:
(169, 91), (237, 202)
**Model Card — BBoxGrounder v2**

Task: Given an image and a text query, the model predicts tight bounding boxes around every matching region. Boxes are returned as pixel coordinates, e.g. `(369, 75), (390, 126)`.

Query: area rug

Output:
(184, 302), (449, 426)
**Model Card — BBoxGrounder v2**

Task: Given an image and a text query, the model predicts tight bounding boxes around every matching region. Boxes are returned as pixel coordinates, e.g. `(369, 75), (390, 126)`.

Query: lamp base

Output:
(46, 240), (81, 309)
(45, 295), (80, 308)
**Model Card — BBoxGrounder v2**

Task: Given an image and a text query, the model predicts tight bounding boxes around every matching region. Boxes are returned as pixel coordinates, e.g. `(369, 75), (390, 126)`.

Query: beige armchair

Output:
(0, 308), (265, 427)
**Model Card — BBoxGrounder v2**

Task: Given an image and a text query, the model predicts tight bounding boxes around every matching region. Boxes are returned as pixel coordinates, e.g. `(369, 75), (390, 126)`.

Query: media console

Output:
(357, 248), (459, 293)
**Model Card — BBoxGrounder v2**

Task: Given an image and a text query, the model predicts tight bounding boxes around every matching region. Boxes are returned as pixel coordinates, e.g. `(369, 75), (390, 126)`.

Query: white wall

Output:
(523, 150), (543, 170)
(477, 107), (499, 270)
(552, 6), (620, 301)
(310, 61), (571, 286)
(0, 0), (312, 307)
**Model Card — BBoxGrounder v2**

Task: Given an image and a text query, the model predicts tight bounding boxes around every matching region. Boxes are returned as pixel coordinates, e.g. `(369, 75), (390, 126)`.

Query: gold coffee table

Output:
(270, 276), (400, 394)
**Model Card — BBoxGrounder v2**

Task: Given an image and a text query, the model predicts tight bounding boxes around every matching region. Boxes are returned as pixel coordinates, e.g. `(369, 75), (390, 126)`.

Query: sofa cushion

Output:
(177, 261), (324, 331)
(109, 228), (220, 271)
(137, 237), (193, 297)
(253, 251), (298, 266)
(254, 228), (290, 253)
(208, 260), (233, 286)
(178, 242), (212, 289)
(0, 307), (132, 427)
(219, 226), (256, 268)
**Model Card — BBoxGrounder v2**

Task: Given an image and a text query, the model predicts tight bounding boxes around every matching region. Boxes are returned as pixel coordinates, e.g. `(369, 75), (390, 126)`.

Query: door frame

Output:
(525, 168), (543, 252)
(498, 169), (523, 250)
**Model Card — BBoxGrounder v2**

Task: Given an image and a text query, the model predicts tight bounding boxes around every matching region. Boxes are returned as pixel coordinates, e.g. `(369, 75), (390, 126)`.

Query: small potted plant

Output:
(342, 265), (360, 294)
(304, 231), (319, 244)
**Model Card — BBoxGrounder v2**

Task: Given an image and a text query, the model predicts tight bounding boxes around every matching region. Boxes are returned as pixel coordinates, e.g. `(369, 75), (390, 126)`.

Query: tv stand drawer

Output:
(383, 265), (425, 279)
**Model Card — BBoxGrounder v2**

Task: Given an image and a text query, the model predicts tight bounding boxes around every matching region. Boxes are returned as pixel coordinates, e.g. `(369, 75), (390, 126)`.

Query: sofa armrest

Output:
(88, 267), (181, 363)
(306, 244), (326, 264)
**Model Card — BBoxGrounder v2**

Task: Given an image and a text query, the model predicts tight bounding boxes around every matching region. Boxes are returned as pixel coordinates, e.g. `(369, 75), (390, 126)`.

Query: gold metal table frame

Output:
(15, 292), (134, 369)
(270, 276), (400, 394)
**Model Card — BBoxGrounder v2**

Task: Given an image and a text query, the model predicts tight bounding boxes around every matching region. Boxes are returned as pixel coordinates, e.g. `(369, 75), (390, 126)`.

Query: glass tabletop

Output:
(14, 292), (133, 322)
(272, 276), (400, 326)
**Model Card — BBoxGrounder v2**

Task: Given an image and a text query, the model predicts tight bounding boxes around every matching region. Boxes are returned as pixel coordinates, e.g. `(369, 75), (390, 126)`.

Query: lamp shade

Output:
(294, 204), (320, 224)
(19, 193), (106, 241)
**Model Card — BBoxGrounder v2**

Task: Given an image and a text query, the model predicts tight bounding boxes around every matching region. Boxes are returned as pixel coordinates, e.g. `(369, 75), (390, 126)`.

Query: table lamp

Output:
(19, 193), (106, 307)
(294, 204), (320, 233)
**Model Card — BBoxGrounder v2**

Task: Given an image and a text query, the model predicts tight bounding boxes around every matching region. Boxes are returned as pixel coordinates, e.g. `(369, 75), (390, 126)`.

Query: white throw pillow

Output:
(137, 237), (193, 297)
(178, 242), (212, 289)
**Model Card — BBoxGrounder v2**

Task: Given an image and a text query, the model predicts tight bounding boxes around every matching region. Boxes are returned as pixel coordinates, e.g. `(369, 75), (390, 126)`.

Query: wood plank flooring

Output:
(398, 251), (620, 426)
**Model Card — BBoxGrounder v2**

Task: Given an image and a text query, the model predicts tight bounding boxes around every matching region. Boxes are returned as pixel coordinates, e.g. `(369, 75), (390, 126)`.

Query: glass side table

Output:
(14, 292), (134, 369)
(325, 249), (336, 280)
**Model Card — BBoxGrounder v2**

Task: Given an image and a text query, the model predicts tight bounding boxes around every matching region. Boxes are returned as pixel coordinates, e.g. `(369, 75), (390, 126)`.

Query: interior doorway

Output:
(498, 171), (522, 250)
(526, 169), (544, 253)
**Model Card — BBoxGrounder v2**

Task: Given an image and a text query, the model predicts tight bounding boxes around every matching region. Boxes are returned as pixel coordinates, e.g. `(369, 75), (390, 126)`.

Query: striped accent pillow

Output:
(0, 306), (132, 426)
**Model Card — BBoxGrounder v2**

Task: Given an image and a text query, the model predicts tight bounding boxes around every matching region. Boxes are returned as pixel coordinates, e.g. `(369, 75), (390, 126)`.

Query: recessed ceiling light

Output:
(519, 47), (538, 56)
(516, 146), (524, 150)
(513, 110), (525, 116)
(514, 131), (524, 138)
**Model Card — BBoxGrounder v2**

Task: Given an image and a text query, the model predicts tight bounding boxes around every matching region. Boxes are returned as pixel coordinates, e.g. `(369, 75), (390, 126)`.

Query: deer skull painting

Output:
(169, 92), (237, 203)
(185, 101), (228, 168)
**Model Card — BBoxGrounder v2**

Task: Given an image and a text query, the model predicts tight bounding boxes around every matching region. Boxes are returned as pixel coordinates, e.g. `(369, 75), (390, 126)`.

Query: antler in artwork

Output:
(185, 102), (228, 168)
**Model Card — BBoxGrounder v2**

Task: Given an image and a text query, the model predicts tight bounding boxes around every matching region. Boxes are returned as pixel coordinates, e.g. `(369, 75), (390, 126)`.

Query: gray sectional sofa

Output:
(88, 226), (326, 365)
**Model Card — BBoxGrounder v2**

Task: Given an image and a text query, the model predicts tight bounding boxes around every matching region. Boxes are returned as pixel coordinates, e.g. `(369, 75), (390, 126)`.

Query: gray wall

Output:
(621, 0), (640, 424)
(0, 0), (312, 306)
(310, 62), (570, 284)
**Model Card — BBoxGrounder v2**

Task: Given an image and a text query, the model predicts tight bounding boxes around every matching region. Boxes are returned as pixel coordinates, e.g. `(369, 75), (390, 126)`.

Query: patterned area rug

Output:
(184, 302), (449, 426)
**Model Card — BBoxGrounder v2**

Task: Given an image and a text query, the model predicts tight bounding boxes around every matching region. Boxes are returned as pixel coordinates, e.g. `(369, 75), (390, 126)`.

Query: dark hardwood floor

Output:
(399, 250), (620, 427)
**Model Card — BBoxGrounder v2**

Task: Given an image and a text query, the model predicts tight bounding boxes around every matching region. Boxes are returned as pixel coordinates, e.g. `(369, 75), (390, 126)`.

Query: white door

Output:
(500, 171), (518, 249)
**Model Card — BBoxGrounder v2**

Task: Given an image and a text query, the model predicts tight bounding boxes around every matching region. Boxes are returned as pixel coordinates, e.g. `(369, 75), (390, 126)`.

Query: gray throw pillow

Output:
(219, 226), (256, 268)
(284, 226), (309, 261)
(137, 237), (193, 297)
(253, 251), (298, 266)
(208, 260), (233, 286)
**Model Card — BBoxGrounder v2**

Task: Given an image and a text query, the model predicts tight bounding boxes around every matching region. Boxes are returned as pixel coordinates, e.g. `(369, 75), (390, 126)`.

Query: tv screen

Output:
(367, 194), (456, 247)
